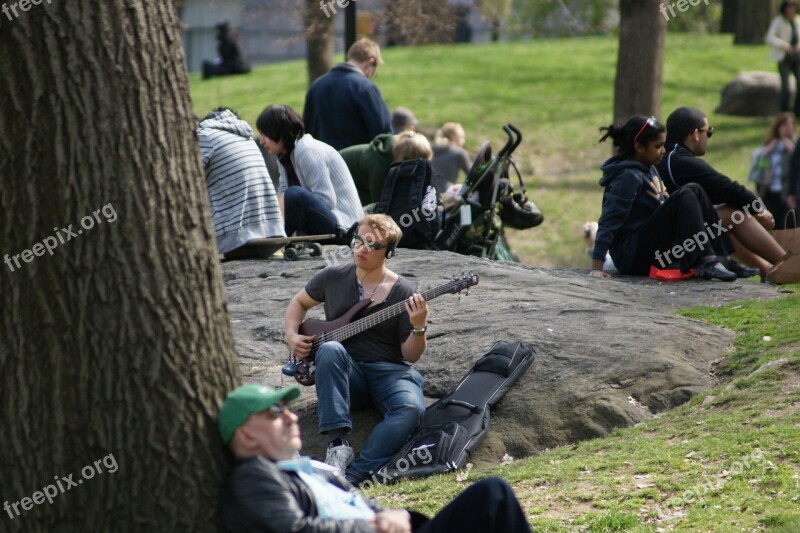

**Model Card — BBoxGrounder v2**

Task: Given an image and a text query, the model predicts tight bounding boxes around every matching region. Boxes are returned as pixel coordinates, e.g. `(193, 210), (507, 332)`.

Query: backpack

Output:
(748, 146), (772, 185)
(374, 159), (440, 249)
(377, 341), (535, 481)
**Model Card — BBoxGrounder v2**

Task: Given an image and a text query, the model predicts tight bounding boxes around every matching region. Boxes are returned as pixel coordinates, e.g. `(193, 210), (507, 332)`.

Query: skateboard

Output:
(230, 234), (337, 261)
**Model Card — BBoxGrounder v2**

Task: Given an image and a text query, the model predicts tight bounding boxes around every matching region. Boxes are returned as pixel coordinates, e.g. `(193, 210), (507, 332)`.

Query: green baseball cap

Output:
(218, 384), (301, 444)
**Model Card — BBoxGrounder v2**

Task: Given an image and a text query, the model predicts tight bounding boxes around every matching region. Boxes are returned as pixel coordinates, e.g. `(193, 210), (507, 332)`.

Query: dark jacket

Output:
(593, 155), (668, 275)
(657, 143), (758, 210)
(303, 63), (392, 151)
(219, 456), (381, 533)
(339, 133), (395, 205)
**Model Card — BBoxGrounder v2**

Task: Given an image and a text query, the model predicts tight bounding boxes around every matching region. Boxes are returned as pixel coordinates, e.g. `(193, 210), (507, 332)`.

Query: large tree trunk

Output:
(305, 0), (335, 85)
(0, 1), (241, 531)
(721, 0), (738, 33)
(734, 0), (776, 45)
(614, 0), (667, 123)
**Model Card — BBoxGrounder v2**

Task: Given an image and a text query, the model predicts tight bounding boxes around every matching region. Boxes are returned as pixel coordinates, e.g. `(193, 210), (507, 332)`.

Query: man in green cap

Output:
(217, 384), (532, 532)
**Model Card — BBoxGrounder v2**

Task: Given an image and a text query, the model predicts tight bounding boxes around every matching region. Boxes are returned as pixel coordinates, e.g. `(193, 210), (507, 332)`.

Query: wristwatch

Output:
(412, 326), (427, 337)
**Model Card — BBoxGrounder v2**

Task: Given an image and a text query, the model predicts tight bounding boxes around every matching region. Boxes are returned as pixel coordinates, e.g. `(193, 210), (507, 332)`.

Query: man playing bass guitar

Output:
(284, 214), (429, 486)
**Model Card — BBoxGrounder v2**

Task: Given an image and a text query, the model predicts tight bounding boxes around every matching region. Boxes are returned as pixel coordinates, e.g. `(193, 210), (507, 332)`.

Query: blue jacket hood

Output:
(599, 154), (652, 186)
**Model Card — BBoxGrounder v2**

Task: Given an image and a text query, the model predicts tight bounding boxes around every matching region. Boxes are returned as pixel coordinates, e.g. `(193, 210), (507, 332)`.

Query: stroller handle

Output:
(497, 124), (523, 158)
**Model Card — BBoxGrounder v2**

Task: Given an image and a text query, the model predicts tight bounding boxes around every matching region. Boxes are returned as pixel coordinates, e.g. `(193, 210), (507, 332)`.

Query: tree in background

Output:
(305, 0), (335, 85)
(480, 0), (512, 41)
(0, 1), (241, 530)
(614, 0), (667, 123)
(734, 0), (776, 45)
(384, 0), (457, 46)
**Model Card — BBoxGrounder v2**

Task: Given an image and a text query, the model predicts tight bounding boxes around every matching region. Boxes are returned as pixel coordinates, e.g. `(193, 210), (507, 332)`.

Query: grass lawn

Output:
(364, 291), (800, 532)
(191, 34), (800, 531)
(190, 32), (779, 268)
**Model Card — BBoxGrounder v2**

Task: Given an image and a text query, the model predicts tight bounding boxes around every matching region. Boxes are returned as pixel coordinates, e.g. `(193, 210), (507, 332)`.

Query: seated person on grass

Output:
(658, 107), (786, 279)
(284, 214), (427, 487)
(218, 383), (533, 532)
(197, 108), (285, 257)
(341, 131), (434, 207)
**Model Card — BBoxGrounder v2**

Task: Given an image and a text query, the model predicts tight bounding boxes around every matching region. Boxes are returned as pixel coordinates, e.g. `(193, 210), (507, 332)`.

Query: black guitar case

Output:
(378, 340), (535, 481)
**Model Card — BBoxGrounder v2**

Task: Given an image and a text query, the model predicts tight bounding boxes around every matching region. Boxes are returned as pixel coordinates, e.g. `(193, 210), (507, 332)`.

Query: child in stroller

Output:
(434, 124), (543, 261)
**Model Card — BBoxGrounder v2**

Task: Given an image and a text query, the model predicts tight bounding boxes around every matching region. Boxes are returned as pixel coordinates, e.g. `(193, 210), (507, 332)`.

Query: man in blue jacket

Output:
(303, 38), (392, 151)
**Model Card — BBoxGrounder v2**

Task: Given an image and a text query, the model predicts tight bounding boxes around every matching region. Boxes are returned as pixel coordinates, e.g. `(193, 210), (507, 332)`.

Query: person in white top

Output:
(256, 104), (364, 243)
(766, 0), (800, 116)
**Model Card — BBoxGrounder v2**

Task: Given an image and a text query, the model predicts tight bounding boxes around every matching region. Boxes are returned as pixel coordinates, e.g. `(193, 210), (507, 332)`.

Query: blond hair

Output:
(360, 214), (403, 250)
(347, 38), (383, 66)
(392, 131), (432, 162)
(434, 122), (465, 146)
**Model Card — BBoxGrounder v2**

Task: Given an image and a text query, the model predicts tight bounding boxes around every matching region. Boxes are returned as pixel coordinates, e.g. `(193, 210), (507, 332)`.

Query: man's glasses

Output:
(351, 234), (389, 251)
(266, 403), (289, 418)
(634, 116), (659, 145)
(697, 126), (714, 138)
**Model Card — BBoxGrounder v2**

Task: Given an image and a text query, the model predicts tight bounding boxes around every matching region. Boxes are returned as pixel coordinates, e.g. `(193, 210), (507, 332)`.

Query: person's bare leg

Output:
(728, 234), (771, 276)
(716, 205), (786, 274)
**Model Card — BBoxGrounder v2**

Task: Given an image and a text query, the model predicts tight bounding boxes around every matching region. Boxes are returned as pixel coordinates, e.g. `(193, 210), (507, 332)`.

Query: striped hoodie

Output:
(198, 110), (285, 253)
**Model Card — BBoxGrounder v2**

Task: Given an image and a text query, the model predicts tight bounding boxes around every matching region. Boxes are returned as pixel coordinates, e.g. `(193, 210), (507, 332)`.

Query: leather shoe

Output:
(724, 258), (759, 278)
(694, 257), (737, 282)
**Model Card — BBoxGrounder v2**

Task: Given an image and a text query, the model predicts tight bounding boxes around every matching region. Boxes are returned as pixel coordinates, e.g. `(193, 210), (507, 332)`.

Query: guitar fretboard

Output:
(327, 281), (462, 344)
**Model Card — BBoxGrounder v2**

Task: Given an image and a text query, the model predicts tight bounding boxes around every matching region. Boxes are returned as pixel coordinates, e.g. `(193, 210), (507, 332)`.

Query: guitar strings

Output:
(304, 280), (463, 352)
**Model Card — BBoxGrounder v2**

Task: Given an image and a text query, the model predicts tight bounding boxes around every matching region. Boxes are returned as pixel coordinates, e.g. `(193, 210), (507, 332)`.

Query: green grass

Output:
(191, 35), (800, 529)
(363, 289), (800, 532)
(190, 33), (779, 267)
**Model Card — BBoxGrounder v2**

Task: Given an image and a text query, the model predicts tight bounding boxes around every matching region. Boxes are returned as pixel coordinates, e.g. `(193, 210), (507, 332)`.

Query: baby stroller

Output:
(434, 124), (543, 261)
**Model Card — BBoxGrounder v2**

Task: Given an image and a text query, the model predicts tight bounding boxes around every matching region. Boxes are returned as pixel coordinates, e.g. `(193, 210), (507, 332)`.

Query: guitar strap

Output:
(377, 340), (535, 481)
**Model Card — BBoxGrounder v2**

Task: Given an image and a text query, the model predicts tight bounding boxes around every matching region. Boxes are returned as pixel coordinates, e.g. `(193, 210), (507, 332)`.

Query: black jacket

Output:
(219, 456), (381, 533)
(593, 155), (668, 274)
(658, 143), (758, 210)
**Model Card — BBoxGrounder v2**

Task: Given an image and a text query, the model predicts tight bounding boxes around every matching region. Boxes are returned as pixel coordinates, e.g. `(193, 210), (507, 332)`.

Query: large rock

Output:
(716, 71), (790, 117)
(221, 249), (780, 465)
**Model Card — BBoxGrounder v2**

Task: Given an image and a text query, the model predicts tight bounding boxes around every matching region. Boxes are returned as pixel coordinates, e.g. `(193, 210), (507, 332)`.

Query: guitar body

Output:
(294, 299), (372, 386)
(288, 273), (479, 386)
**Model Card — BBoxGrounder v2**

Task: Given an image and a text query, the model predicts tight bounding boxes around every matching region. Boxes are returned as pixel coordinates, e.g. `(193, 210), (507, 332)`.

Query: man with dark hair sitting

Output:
(657, 107), (786, 279)
(218, 383), (532, 532)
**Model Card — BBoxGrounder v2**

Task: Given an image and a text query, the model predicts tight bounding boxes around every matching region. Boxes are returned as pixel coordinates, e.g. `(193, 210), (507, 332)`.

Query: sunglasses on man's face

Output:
(266, 403), (290, 418)
(351, 234), (389, 252)
(697, 126), (714, 138)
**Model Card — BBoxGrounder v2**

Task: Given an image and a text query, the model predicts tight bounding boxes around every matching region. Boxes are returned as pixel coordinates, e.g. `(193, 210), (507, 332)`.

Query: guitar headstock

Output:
(445, 272), (479, 295)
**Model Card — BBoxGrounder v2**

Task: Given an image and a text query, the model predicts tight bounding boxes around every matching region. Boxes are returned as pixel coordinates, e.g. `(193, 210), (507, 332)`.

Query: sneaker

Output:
(694, 257), (737, 282)
(724, 258), (760, 279)
(324, 439), (354, 474)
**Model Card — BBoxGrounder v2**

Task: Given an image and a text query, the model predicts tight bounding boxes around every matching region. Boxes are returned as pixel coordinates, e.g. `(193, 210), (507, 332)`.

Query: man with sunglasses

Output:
(658, 107), (785, 278)
(218, 384), (532, 532)
(284, 214), (429, 487)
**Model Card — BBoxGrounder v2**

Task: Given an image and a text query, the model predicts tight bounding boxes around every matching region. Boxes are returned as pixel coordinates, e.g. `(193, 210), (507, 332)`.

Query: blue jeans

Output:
(315, 342), (425, 482)
(283, 186), (348, 243)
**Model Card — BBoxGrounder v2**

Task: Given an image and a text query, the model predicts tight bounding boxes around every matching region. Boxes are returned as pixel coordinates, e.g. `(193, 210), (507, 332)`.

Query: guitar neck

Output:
(327, 283), (452, 344)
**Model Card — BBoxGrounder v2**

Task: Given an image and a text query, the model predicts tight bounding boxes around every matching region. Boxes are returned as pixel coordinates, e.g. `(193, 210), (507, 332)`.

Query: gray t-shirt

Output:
(304, 263), (415, 363)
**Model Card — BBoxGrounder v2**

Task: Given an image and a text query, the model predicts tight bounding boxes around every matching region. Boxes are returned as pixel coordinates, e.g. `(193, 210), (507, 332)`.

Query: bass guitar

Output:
(283, 273), (479, 386)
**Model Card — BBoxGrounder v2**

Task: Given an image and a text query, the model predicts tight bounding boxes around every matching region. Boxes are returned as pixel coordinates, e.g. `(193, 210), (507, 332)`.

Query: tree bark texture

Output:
(305, 0), (334, 85)
(734, 0), (776, 45)
(614, 0), (667, 124)
(721, 0), (738, 33)
(0, 1), (242, 531)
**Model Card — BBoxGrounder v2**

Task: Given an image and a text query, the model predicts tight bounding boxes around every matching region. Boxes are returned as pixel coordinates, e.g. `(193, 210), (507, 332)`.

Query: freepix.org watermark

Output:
(360, 446), (433, 490)
(4, 453), (118, 520)
(654, 197), (765, 269)
(324, 205), (437, 267)
(2, 0), (53, 23)
(319, 0), (355, 19)
(659, 0), (711, 22)
(654, 448), (764, 521)
(3, 203), (118, 273)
